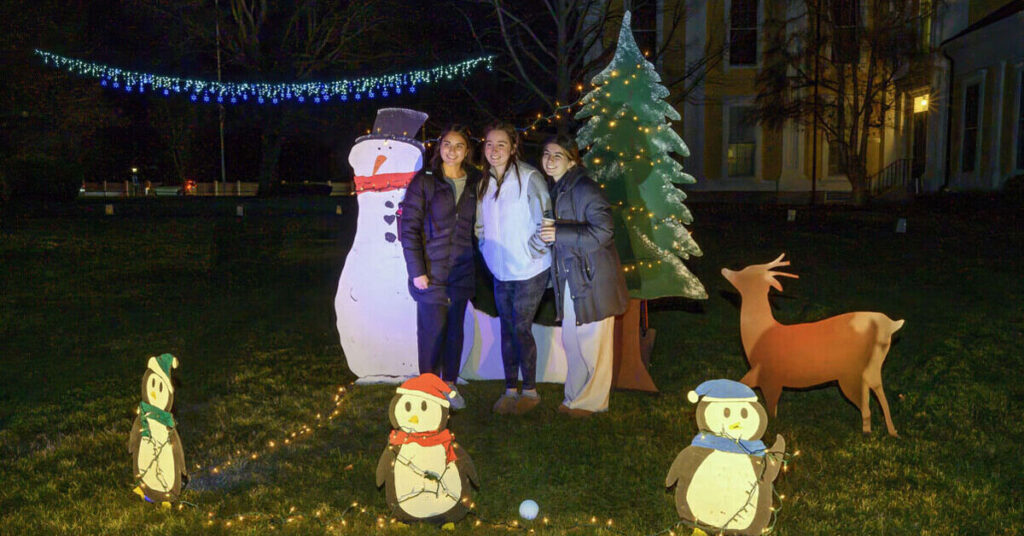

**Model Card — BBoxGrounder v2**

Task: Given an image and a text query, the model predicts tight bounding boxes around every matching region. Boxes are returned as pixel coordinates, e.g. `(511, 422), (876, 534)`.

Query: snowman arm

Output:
(761, 434), (786, 482)
(128, 416), (141, 453)
(452, 444), (478, 487)
(173, 429), (187, 480)
(400, 173), (429, 278)
(376, 446), (397, 488)
(666, 447), (705, 489)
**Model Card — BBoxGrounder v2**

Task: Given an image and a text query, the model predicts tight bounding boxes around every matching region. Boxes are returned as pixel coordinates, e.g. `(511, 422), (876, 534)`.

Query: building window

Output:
(632, 0), (659, 60)
(1016, 70), (1024, 170)
(729, 0), (758, 66)
(962, 82), (980, 173)
(828, 140), (842, 176)
(727, 106), (756, 177)
(831, 0), (860, 63)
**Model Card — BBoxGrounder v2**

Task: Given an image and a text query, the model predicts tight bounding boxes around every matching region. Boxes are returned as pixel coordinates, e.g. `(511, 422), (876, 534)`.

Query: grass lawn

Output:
(1, 197), (1021, 535)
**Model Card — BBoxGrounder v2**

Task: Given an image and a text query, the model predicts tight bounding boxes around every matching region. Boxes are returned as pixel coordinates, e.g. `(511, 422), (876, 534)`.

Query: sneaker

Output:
(448, 389), (466, 411)
(513, 393), (541, 415)
(492, 393), (519, 414)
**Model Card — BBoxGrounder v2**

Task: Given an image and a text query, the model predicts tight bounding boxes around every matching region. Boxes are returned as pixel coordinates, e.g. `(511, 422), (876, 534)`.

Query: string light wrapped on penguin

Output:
(376, 374), (478, 525)
(666, 380), (786, 536)
(128, 354), (187, 506)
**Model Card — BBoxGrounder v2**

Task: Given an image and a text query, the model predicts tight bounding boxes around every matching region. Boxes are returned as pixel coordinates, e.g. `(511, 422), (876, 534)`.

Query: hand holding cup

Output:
(539, 217), (556, 244)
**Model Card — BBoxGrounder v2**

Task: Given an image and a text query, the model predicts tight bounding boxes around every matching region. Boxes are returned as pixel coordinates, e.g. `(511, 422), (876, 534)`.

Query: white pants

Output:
(562, 282), (615, 412)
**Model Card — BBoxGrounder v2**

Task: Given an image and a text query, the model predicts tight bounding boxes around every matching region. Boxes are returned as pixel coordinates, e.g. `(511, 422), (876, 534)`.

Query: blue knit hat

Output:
(687, 379), (757, 403)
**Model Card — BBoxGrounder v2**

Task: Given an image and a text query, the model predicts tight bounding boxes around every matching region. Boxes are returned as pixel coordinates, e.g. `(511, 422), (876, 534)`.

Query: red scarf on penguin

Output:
(389, 373), (458, 463)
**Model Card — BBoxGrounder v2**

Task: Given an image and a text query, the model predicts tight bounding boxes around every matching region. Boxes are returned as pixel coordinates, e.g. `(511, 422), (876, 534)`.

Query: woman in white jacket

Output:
(475, 122), (551, 415)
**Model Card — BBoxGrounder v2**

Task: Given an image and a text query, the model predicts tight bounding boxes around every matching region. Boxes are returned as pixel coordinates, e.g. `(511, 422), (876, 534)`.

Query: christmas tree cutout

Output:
(575, 11), (705, 300)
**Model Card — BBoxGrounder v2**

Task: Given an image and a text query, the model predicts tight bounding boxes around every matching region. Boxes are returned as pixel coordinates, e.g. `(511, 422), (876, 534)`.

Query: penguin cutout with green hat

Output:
(665, 379), (786, 536)
(128, 353), (188, 506)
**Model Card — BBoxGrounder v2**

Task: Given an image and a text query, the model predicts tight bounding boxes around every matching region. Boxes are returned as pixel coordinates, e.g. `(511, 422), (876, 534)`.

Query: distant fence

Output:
(80, 181), (353, 198)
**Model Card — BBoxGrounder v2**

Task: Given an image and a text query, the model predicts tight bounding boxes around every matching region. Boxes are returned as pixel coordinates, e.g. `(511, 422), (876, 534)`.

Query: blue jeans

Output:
(493, 271), (549, 390)
(417, 299), (469, 384)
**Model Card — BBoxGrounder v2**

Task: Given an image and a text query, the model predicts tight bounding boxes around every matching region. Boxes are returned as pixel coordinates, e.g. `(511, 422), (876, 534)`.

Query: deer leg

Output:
(870, 383), (899, 438)
(760, 382), (782, 417)
(739, 365), (760, 389)
(860, 380), (872, 434)
(837, 377), (869, 434)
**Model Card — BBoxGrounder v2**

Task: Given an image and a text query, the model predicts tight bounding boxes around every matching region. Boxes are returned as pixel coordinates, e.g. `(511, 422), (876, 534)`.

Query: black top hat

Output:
(355, 108), (428, 151)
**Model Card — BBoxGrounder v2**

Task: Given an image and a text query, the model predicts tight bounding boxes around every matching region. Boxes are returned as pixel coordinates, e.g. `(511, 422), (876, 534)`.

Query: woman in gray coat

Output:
(538, 135), (629, 416)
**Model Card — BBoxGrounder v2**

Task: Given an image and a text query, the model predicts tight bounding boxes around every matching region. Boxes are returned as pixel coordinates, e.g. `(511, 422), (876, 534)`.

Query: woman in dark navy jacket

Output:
(400, 124), (481, 409)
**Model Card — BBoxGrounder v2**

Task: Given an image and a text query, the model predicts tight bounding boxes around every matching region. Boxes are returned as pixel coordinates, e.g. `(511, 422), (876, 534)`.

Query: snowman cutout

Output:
(376, 374), (478, 524)
(128, 353), (187, 506)
(666, 380), (785, 536)
(336, 108), (428, 381)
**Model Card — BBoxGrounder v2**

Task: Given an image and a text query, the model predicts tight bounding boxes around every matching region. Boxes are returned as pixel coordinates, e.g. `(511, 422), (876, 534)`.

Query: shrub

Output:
(3, 155), (83, 201)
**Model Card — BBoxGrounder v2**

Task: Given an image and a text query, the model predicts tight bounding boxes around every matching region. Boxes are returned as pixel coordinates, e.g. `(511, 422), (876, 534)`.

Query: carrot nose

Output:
(373, 154), (387, 175)
(408, 415), (419, 424)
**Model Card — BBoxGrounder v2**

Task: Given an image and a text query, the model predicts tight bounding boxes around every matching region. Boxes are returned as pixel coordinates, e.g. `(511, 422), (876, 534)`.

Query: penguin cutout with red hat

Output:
(376, 373), (478, 524)
(336, 108), (428, 382)
(128, 353), (187, 506)
(665, 380), (786, 536)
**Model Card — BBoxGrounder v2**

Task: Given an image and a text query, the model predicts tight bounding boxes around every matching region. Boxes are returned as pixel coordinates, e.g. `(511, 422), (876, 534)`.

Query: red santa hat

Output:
(395, 373), (453, 408)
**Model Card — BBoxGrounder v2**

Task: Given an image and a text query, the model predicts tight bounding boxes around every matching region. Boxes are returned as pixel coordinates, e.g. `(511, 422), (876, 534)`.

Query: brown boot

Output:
(513, 394), (541, 415)
(492, 393), (519, 414)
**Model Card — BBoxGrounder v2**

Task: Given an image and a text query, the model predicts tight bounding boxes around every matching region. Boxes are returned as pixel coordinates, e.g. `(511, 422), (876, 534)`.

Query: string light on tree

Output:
(574, 11), (706, 300)
(35, 49), (494, 104)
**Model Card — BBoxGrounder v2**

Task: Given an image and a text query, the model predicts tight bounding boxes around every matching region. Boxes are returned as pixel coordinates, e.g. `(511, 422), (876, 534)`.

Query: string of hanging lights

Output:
(34, 49), (494, 105)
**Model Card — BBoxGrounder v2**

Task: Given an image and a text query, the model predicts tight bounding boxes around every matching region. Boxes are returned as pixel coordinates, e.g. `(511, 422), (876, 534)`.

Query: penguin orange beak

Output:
(729, 422), (742, 430)
(149, 391), (156, 400)
(373, 154), (387, 175)
(408, 415), (419, 424)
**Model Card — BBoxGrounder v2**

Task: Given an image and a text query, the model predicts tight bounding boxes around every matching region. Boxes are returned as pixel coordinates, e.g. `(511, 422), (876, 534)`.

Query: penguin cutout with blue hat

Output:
(128, 353), (187, 506)
(665, 379), (786, 536)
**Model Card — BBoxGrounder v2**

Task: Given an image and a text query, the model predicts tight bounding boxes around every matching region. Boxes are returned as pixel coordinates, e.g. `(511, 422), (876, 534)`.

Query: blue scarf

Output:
(691, 432), (766, 457)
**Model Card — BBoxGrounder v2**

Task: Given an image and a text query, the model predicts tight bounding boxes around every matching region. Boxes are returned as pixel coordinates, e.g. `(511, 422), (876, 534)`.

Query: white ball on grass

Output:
(518, 499), (539, 520)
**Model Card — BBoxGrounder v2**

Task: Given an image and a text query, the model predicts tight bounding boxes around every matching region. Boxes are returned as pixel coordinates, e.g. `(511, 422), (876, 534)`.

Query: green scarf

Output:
(138, 401), (176, 439)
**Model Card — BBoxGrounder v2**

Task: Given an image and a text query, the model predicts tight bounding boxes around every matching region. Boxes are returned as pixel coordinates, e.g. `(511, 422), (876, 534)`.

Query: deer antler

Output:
(764, 253), (789, 270)
(763, 254), (799, 291)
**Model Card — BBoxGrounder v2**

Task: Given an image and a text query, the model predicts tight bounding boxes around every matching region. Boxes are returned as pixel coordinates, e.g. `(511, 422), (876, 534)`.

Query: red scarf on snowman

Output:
(354, 171), (417, 192)
(388, 429), (457, 463)
(388, 374), (458, 463)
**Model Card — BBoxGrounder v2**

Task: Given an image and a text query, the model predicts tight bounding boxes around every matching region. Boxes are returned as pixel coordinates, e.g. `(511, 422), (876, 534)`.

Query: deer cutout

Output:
(722, 254), (904, 437)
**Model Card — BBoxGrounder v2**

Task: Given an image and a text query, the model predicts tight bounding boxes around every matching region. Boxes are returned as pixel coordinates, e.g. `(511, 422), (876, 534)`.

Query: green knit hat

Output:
(147, 353), (178, 391)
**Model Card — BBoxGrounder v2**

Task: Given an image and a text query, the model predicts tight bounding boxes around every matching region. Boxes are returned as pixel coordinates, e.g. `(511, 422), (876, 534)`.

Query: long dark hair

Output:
(429, 124), (475, 172)
(542, 134), (583, 170)
(478, 122), (521, 200)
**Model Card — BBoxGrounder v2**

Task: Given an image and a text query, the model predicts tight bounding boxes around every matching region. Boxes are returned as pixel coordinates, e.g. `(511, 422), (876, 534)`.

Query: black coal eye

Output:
(723, 407), (731, 418)
(158, 383), (163, 392)
(741, 408), (749, 419)
(421, 401), (427, 411)
(404, 401), (411, 412)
